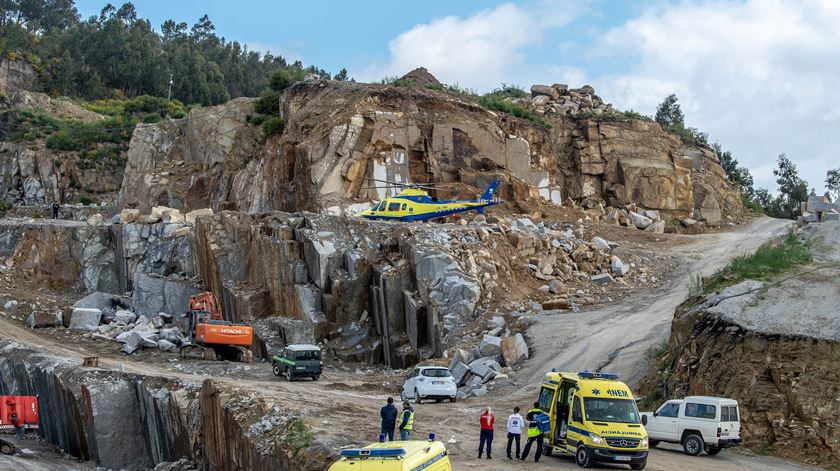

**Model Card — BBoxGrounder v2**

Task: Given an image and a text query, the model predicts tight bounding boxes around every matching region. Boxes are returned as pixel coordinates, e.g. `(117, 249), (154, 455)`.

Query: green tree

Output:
(826, 168), (840, 202)
(772, 154), (809, 219)
(655, 94), (685, 133)
(334, 68), (349, 81)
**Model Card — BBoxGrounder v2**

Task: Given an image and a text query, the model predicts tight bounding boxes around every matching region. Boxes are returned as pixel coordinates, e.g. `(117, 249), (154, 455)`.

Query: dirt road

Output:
(519, 216), (791, 389)
(1, 216), (816, 471)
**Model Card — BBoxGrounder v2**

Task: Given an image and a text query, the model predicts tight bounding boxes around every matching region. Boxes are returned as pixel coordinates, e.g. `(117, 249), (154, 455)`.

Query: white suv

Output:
(401, 366), (457, 404)
(641, 396), (741, 456)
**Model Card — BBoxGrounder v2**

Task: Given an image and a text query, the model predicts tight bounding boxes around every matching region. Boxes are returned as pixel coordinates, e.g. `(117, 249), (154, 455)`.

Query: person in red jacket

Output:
(478, 406), (495, 459)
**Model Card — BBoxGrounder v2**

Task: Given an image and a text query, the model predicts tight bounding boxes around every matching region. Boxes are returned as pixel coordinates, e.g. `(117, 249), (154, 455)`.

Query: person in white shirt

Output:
(506, 406), (524, 460)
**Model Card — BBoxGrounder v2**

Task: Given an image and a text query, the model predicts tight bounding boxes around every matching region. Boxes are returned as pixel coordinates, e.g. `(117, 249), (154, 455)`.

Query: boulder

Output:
(25, 310), (63, 328)
(541, 298), (571, 310)
(513, 218), (538, 231)
(610, 256), (630, 277)
(73, 292), (131, 311)
(448, 348), (473, 371)
(151, 206), (184, 224)
(645, 220), (666, 233)
(530, 84), (560, 100)
(590, 237), (612, 252)
(579, 84), (595, 95)
(156, 339), (178, 352)
(680, 218), (698, 227)
(629, 212), (653, 229)
(478, 334), (502, 357)
(121, 332), (144, 354)
(468, 357), (502, 379)
(113, 309), (136, 325)
(500, 333), (529, 367)
(489, 316), (506, 329)
(119, 208), (140, 224)
(159, 327), (186, 345)
(591, 273), (614, 284)
(69, 308), (102, 330)
(451, 361), (470, 386)
(185, 208), (214, 224)
(640, 209), (661, 221)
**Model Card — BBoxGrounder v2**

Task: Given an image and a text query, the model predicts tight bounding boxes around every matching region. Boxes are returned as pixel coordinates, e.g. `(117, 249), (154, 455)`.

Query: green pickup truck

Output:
(272, 344), (323, 381)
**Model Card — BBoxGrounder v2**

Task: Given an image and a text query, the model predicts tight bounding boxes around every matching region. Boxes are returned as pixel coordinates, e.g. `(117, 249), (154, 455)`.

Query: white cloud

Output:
(360, 0), (838, 193)
(591, 0), (840, 193)
(356, 2), (588, 91)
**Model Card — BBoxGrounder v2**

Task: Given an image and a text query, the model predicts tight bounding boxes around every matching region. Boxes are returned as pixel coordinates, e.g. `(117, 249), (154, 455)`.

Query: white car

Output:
(641, 396), (741, 456)
(401, 366), (457, 404)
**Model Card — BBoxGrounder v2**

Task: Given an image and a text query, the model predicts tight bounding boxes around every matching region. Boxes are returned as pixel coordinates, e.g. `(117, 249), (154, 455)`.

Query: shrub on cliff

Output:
(478, 94), (548, 126)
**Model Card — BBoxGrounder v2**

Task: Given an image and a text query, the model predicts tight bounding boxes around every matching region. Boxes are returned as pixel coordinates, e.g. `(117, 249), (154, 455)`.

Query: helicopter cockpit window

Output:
(401, 203), (407, 210)
(388, 202), (401, 211)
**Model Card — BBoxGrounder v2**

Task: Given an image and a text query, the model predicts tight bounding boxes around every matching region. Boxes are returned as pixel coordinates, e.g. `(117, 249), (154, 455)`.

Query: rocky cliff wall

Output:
(642, 308), (839, 469)
(119, 80), (742, 224)
(0, 341), (325, 470)
(0, 218), (117, 293)
(0, 59), (36, 93)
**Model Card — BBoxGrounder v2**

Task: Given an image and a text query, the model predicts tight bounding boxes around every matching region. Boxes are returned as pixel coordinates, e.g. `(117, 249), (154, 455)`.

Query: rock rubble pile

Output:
(523, 83), (614, 116)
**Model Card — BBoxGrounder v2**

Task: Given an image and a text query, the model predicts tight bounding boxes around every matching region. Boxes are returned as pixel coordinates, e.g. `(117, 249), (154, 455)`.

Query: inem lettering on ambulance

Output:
(607, 389), (628, 397)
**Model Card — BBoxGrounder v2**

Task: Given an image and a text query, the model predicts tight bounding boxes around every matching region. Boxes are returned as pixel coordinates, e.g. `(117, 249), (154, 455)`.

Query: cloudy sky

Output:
(76, 0), (839, 194)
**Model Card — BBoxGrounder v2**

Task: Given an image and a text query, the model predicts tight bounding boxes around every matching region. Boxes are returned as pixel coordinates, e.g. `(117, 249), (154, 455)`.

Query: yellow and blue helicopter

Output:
(360, 178), (501, 222)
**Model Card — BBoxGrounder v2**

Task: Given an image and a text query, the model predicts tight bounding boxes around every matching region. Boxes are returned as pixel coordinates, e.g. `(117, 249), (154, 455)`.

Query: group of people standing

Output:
(378, 398), (550, 463)
(379, 397), (415, 441)
(478, 403), (549, 462)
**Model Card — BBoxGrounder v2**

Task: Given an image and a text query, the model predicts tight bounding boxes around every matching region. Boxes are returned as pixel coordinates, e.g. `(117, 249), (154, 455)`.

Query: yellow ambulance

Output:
(538, 371), (649, 469)
(328, 435), (451, 471)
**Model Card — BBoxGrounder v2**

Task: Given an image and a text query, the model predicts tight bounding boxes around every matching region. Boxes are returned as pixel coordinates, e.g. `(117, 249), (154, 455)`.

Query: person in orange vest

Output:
(477, 406), (495, 459)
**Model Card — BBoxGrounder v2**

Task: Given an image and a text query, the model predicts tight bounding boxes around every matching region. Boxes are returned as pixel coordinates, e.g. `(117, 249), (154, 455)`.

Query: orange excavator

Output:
(180, 292), (254, 362)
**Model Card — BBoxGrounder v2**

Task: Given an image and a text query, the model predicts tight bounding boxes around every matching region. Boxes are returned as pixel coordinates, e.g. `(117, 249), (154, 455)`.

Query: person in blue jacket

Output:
(380, 397), (399, 441)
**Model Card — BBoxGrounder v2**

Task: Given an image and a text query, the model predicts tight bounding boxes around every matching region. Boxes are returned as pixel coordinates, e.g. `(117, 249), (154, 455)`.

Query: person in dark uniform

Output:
(51, 201), (60, 219)
(521, 402), (546, 462)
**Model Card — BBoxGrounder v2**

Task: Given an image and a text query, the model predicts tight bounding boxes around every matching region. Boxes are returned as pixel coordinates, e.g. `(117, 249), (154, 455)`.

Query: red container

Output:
(0, 396), (39, 430)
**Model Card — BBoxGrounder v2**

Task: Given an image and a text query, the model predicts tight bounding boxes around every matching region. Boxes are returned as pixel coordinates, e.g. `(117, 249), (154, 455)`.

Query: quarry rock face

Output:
(118, 81), (741, 223)
(0, 59), (36, 93)
(0, 219), (118, 293)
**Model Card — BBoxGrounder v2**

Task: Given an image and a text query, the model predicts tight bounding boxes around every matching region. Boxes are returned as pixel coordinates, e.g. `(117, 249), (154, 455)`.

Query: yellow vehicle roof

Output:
(329, 440), (449, 470)
(542, 371), (635, 399)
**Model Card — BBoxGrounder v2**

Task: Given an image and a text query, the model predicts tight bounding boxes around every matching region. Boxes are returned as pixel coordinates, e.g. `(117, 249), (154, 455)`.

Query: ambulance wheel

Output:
(272, 364), (282, 376)
(682, 434), (703, 456)
(414, 389), (422, 404)
(575, 445), (593, 468)
(706, 445), (722, 456)
(630, 460), (647, 470)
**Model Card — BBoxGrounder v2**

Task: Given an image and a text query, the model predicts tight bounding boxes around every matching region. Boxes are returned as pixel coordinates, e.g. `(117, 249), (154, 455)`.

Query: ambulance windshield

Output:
(583, 398), (640, 424)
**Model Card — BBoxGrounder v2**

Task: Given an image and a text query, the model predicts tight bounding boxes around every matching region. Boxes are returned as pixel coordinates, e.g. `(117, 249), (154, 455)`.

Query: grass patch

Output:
(478, 94), (548, 126)
(703, 232), (811, 294)
(283, 418), (313, 457)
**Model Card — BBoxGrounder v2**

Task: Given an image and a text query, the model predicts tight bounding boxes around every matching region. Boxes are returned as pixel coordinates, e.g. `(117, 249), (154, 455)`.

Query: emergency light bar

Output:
(578, 371), (619, 380)
(340, 448), (407, 458)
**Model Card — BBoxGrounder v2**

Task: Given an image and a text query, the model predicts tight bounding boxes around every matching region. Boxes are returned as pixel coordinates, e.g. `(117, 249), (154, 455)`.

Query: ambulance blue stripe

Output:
(567, 425), (590, 437)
